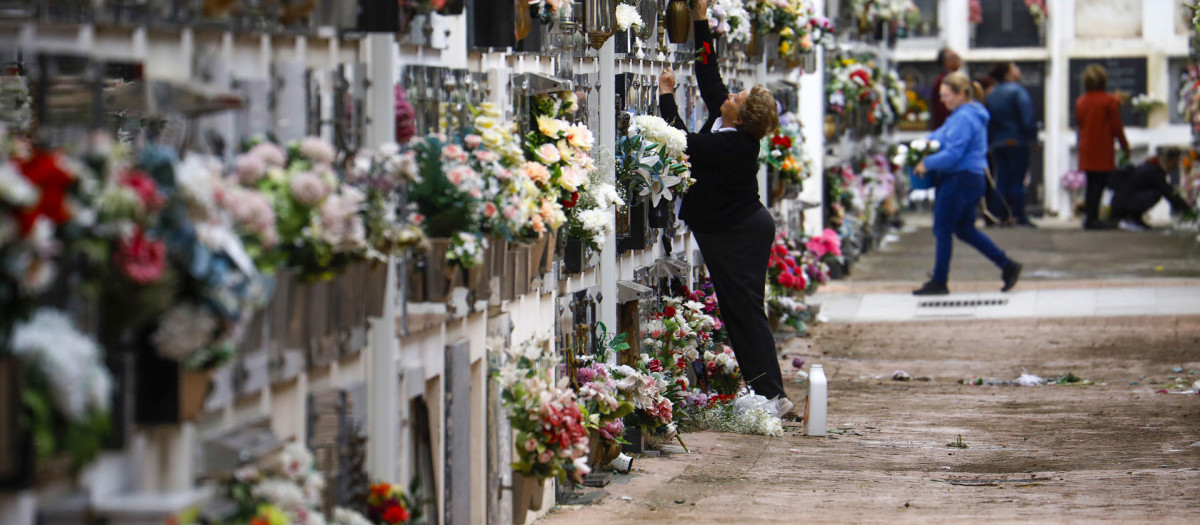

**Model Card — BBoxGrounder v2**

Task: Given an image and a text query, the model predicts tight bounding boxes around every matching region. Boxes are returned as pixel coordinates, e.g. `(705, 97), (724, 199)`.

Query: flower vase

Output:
(665, 0), (691, 44)
(529, 233), (551, 279)
(648, 199), (671, 228)
(824, 115), (837, 141)
(512, 472), (547, 524)
(179, 366), (215, 421)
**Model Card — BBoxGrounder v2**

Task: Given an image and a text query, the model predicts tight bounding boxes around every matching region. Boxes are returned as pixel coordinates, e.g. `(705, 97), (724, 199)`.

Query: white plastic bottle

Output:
(805, 364), (827, 436)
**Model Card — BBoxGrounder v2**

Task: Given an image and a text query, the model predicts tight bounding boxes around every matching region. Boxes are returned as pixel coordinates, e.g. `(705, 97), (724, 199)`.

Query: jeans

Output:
(692, 207), (785, 400)
(932, 171), (1012, 283)
(989, 144), (1031, 223)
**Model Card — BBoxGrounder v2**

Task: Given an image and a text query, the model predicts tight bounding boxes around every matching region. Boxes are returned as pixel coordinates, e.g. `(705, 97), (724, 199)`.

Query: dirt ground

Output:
(537, 316), (1200, 524)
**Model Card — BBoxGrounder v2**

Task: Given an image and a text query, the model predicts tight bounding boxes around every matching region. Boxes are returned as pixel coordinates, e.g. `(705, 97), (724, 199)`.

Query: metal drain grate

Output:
(918, 298), (1009, 309)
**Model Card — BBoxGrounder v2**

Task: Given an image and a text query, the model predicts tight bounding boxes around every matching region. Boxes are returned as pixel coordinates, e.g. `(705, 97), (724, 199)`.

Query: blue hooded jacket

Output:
(923, 101), (990, 176)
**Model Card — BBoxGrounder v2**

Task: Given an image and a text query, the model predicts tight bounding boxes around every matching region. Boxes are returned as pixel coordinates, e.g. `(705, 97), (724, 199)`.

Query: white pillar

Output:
(362, 32), (399, 482)
(801, 0), (828, 235)
(1046, 0), (1073, 218)
(599, 39), (618, 335)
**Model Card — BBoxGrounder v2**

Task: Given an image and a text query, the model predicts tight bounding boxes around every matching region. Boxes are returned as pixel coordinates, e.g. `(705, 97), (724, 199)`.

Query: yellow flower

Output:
(475, 116), (496, 130)
(779, 41), (792, 56)
(780, 27), (794, 38)
(537, 115), (565, 138)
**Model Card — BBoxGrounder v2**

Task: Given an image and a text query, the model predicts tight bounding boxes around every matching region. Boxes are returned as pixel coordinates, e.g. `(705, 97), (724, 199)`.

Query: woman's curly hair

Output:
(737, 85), (779, 140)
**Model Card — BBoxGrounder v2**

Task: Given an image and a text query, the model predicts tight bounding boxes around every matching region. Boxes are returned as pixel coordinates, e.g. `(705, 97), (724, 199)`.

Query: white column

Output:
(363, 32), (399, 482)
(800, 0), (827, 234)
(942, 0), (969, 53)
(1045, 0), (1073, 218)
(599, 39), (618, 335)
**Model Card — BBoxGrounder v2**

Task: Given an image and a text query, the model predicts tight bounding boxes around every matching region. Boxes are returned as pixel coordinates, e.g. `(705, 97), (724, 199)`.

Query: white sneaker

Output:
(772, 396), (795, 418)
(1118, 220), (1146, 232)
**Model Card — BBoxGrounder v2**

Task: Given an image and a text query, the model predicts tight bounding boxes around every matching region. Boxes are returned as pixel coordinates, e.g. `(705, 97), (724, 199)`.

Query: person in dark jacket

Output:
(1109, 148), (1189, 230)
(1075, 63), (1131, 229)
(914, 73), (1022, 296)
(984, 62), (1039, 227)
(930, 47), (962, 131)
(658, 0), (789, 414)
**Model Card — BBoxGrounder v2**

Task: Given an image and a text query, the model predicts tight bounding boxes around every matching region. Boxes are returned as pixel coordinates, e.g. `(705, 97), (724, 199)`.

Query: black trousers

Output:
(1084, 171), (1109, 224)
(692, 207), (785, 400)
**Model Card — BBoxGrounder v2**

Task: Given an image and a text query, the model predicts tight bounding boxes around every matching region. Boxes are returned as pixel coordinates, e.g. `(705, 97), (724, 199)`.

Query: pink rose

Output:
(483, 202), (498, 219)
(116, 227), (166, 285)
(446, 165), (477, 186)
(536, 143), (561, 164)
(523, 161), (551, 184)
(525, 438), (538, 451)
(442, 144), (467, 162)
(464, 134), (483, 150)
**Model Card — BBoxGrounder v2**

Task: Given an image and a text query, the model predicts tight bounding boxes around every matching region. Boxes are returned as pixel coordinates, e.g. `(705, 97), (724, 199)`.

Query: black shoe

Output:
(1001, 261), (1022, 292)
(913, 281), (950, 296)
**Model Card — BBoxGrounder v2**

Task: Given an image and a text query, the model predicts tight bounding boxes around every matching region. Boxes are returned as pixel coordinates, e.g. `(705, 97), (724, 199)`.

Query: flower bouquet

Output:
(679, 389), (784, 436)
(768, 236), (808, 296)
(615, 1), (645, 33)
(1130, 93), (1165, 114)
(495, 335), (592, 482)
(707, 0), (753, 45)
(617, 115), (692, 209)
(571, 324), (637, 459)
(700, 345), (741, 395)
(364, 479), (426, 525)
(347, 143), (427, 261)
(894, 138), (939, 190)
(761, 122), (810, 188)
(750, 0), (832, 60)
(10, 309), (113, 474)
(225, 442), (327, 525)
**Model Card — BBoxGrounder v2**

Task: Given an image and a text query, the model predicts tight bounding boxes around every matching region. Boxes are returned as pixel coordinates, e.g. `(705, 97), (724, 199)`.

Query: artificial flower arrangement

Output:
(1178, 63), (1200, 135)
(88, 143), (270, 370)
(405, 132), (489, 269)
(495, 334), (592, 482)
(760, 116), (812, 187)
(707, 0), (753, 46)
(1060, 169), (1086, 194)
(879, 68), (907, 127)
(615, 1), (646, 33)
(232, 136), (368, 280)
(679, 388), (784, 437)
(469, 103), (545, 244)
(616, 115), (693, 209)
(824, 165), (856, 230)
(806, 228), (843, 267)
(849, 0), (920, 36)
(826, 58), (879, 121)
(767, 235), (808, 297)
(0, 133), (83, 348)
(224, 442), (327, 525)
(611, 359), (679, 437)
(346, 142), (428, 262)
(525, 90), (622, 251)
(10, 308), (114, 474)
(749, 0), (834, 60)
(1129, 93), (1165, 114)
(0, 72), (32, 133)
(571, 323), (637, 449)
(1024, 0), (1047, 27)
(901, 88), (930, 124)
(362, 479), (426, 525)
(893, 138), (940, 168)
(1179, 149), (1200, 223)
(700, 345), (741, 396)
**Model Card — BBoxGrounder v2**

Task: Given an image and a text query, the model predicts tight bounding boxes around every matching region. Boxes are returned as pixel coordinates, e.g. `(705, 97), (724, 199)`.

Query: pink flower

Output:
(525, 438), (538, 452)
(235, 153), (267, 184)
(226, 188), (278, 247)
(483, 202), (498, 219)
(536, 143), (561, 164)
(290, 171), (330, 206)
(299, 136), (335, 165)
(464, 134), (483, 150)
(648, 359), (663, 373)
(446, 165), (477, 187)
(473, 150), (500, 164)
(599, 419), (624, 441)
(410, 213), (425, 225)
(249, 142), (286, 168)
(120, 170), (164, 211)
(523, 162), (551, 184)
(442, 144), (467, 162)
(116, 227), (165, 284)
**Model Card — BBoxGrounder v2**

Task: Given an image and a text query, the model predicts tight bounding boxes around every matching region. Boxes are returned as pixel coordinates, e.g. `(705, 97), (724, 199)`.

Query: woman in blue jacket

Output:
(913, 73), (1023, 295)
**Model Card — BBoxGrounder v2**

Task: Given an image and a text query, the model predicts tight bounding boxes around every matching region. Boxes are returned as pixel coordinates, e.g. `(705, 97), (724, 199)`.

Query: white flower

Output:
(537, 143), (561, 164)
(319, 187), (367, 253)
(290, 171), (331, 206)
(12, 308), (113, 421)
(176, 155), (223, 219)
(615, 3), (643, 31)
(0, 161), (38, 206)
(632, 115), (687, 160)
(333, 508), (373, 525)
(928, 139), (940, 152)
(566, 123), (595, 150)
(152, 303), (218, 361)
(299, 136), (336, 165)
(560, 166), (587, 192)
(252, 479), (307, 509)
(910, 139), (927, 152)
(249, 142), (287, 168)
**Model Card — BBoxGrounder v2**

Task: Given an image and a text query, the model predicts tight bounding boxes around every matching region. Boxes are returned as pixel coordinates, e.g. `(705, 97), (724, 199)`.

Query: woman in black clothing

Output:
(657, 0), (790, 414)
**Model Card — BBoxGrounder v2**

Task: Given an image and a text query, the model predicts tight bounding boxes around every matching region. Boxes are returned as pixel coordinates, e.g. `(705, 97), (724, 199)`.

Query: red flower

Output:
(382, 503), (410, 524)
(772, 243), (787, 256)
(676, 358), (687, 369)
(121, 169), (164, 211)
(663, 306), (676, 318)
(771, 134), (792, 149)
(778, 272), (795, 288)
(648, 359), (662, 373)
(16, 150), (74, 235)
(370, 482), (393, 502)
(116, 227), (166, 285)
(561, 191), (580, 208)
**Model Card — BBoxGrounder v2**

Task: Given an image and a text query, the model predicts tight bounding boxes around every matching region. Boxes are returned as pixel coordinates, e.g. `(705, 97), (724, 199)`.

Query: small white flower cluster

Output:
(332, 507), (373, 525)
(152, 303), (219, 362)
(234, 442), (327, 525)
(446, 231), (488, 269)
(615, 2), (644, 32)
(1129, 93), (1165, 113)
(12, 308), (113, 422)
(709, 0), (753, 44)
(631, 115), (688, 161)
(690, 390), (785, 437)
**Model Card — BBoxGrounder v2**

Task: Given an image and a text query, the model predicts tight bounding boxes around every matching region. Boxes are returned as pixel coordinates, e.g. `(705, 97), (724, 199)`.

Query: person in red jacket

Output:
(929, 48), (961, 131)
(1074, 64), (1131, 229)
